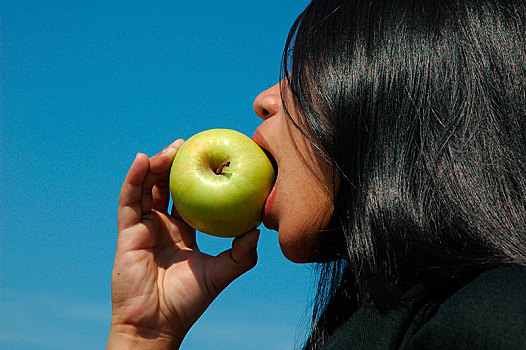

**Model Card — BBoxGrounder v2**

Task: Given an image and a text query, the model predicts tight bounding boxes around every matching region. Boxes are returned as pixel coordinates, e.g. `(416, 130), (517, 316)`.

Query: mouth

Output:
(261, 147), (278, 179)
(252, 129), (279, 230)
(252, 129), (278, 177)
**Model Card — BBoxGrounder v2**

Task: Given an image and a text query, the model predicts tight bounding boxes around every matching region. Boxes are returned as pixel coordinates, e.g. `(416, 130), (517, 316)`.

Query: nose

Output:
(253, 82), (282, 120)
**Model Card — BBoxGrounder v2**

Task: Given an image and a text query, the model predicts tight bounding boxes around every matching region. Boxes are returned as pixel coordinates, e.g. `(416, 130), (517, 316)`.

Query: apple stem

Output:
(215, 161), (231, 175)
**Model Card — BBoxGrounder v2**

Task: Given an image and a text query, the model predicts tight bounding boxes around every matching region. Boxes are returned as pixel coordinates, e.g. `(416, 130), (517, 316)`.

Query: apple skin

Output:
(169, 129), (276, 238)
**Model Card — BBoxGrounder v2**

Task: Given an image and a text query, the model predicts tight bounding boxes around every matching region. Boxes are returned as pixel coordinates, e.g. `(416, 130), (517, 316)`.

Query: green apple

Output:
(169, 128), (276, 238)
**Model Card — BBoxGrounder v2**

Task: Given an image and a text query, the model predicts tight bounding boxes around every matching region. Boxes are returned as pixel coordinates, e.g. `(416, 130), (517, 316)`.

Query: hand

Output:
(108, 140), (260, 349)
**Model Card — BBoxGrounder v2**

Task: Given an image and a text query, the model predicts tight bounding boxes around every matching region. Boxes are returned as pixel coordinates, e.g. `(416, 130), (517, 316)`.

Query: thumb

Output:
(207, 229), (260, 294)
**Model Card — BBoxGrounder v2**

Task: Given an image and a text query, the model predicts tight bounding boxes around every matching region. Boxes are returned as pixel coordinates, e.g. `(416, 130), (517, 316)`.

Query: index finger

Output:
(149, 139), (185, 212)
(118, 153), (150, 231)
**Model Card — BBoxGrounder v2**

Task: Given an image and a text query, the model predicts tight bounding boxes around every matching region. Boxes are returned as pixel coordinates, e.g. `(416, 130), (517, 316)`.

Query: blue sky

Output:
(0, 1), (317, 349)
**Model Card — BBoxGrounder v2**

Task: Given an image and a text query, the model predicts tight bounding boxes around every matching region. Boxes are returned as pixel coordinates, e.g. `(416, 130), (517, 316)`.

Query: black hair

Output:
(280, 0), (526, 348)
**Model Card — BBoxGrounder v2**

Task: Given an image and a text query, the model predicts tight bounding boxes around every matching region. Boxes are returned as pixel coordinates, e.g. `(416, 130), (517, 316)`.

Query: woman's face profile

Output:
(252, 82), (335, 263)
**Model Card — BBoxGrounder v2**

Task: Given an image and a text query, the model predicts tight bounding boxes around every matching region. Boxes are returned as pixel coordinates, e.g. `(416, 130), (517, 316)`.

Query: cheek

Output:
(274, 114), (335, 262)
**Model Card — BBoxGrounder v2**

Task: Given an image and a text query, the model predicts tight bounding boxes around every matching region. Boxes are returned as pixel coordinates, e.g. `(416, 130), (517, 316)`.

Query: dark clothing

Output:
(320, 267), (526, 349)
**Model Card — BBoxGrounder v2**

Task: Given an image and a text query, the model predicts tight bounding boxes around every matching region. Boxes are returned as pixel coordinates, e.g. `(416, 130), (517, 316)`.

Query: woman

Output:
(108, 0), (526, 349)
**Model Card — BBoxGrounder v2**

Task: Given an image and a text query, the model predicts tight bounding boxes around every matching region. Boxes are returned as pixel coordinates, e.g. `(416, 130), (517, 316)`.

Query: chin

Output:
(278, 231), (321, 263)
(278, 229), (343, 264)
(277, 211), (337, 263)
(280, 245), (313, 263)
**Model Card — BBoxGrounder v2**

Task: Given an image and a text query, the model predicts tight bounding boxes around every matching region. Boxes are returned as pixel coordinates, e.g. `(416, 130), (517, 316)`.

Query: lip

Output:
(252, 129), (274, 157)
(252, 129), (279, 230)
(262, 177), (278, 229)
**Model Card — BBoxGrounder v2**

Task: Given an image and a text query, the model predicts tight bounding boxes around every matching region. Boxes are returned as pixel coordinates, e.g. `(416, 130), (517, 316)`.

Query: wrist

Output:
(107, 324), (182, 350)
